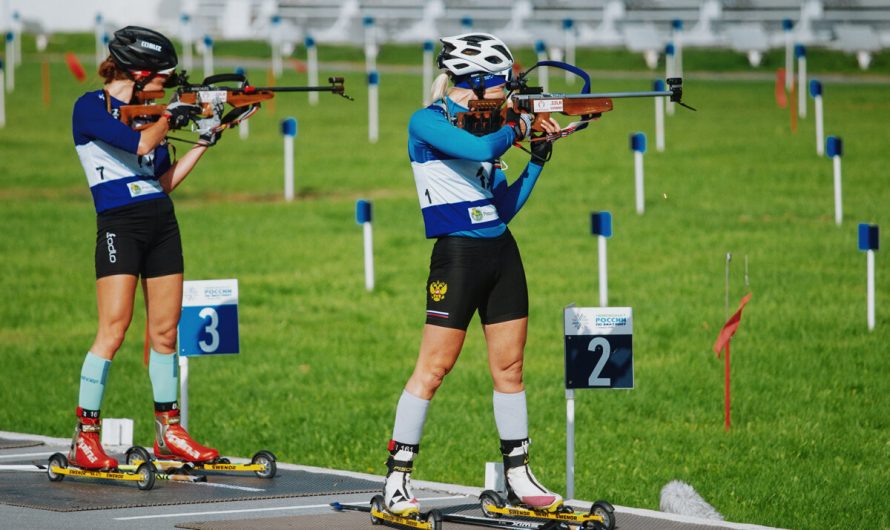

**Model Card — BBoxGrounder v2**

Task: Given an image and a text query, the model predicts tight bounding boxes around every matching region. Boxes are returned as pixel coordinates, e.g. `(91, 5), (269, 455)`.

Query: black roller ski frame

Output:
(478, 490), (616, 530)
(46, 450), (157, 490)
(331, 495), (443, 530)
(124, 446), (277, 480)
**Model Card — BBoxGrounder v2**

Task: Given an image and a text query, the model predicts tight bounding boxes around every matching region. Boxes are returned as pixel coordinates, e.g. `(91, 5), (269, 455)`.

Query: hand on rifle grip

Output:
(164, 98), (201, 130)
(505, 107), (533, 141)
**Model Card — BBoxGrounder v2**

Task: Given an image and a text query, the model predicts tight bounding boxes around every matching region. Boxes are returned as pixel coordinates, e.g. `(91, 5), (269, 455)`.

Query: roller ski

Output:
(125, 407), (277, 479)
(46, 408), (156, 490)
(477, 439), (615, 530)
(331, 496), (443, 530)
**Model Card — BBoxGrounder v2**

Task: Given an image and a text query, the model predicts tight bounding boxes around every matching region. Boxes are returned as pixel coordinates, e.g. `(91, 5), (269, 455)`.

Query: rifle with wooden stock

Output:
(119, 71), (352, 132)
(456, 61), (694, 141)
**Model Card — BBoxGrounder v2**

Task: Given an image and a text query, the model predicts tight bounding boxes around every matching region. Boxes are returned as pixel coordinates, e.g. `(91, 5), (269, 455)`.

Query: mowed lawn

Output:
(0, 47), (888, 529)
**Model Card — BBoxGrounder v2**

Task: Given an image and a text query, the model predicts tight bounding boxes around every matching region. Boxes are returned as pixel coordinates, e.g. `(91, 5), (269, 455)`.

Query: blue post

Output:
(591, 211), (612, 306)
(795, 44), (806, 59)
(858, 224), (879, 252)
(591, 212), (613, 238)
(281, 117), (297, 137)
(563, 19), (574, 30)
(282, 118), (297, 201)
(357, 200), (375, 290)
(826, 136), (842, 158)
(363, 16), (375, 27)
(672, 19), (683, 31)
(356, 200), (373, 224)
(858, 223), (879, 330)
(630, 133), (647, 153)
(535, 40), (546, 55)
(305, 35), (315, 48)
(653, 79), (665, 91)
(423, 40), (433, 52)
(827, 136), (843, 225)
(203, 34), (213, 48)
(631, 133), (646, 214)
(809, 80), (822, 98)
(461, 16), (473, 29)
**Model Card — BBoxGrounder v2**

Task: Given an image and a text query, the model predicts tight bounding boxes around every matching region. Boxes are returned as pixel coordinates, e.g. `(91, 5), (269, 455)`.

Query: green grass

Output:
(1, 46), (889, 530)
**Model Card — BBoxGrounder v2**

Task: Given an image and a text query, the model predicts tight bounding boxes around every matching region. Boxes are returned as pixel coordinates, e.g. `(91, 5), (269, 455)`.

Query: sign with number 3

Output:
(179, 279), (240, 356)
(564, 307), (633, 389)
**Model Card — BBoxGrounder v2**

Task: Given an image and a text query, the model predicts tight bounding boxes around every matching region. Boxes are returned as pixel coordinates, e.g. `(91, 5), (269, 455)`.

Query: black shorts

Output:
(425, 229), (528, 330)
(95, 196), (184, 279)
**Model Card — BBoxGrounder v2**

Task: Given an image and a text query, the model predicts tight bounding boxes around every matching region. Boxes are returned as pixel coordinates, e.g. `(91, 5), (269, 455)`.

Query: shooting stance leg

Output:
(143, 273), (183, 354)
(404, 324), (466, 400)
(90, 274), (138, 359)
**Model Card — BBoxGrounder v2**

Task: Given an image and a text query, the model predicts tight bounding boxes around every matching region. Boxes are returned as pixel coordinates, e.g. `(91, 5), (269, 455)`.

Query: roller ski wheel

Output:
(587, 500), (616, 530)
(427, 509), (443, 530)
(135, 462), (156, 491)
(251, 450), (277, 479)
(125, 446), (153, 466)
(370, 495), (385, 526)
(47, 453), (68, 482)
(480, 489), (506, 518)
(216, 457), (231, 464)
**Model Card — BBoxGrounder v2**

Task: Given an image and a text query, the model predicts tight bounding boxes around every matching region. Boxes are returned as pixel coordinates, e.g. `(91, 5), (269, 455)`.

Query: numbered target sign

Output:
(179, 279), (239, 356)
(564, 307), (633, 389)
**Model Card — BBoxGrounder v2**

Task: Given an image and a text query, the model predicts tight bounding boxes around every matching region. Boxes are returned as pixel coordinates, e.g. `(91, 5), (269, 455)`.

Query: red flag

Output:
(65, 52), (86, 83)
(714, 293), (752, 355)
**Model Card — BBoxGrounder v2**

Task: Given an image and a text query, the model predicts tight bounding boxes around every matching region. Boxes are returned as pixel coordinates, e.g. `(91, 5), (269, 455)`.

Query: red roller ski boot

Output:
(153, 405), (219, 463)
(69, 407), (118, 469)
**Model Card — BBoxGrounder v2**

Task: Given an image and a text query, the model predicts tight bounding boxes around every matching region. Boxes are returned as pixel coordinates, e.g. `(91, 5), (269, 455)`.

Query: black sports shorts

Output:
(95, 196), (184, 279)
(425, 229), (528, 330)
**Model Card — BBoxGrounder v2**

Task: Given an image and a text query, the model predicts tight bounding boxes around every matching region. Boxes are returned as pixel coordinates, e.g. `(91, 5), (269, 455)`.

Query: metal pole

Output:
(363, 221), (374, 291)
(565, 388), (575, 500)
(867, 250), (875, 331)
(598, 235), (608, 307)
(833, 155), (842, 226)
(815, 96), (824, 156)
(179, 355), (189, 430)
(634, 151), (644, 214)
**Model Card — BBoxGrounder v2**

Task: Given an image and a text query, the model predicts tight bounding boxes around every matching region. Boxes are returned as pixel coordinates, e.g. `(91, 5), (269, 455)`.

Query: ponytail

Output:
(98, 56), (129, 84)
(429, 73), (450, 103)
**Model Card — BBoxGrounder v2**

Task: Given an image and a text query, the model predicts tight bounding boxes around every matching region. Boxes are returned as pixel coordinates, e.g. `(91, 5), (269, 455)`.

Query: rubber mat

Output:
(0, 463), (381, 512)
(0, 438), (43, 450)
(176, 504), (740, 530)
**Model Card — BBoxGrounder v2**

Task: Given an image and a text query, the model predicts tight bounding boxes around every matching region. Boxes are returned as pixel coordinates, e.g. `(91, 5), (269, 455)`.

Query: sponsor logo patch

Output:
(429, 281), (448, 302)
(533, 99), (564, 113)
(127, 179), (162, 198)
(468, 204), (498, 224)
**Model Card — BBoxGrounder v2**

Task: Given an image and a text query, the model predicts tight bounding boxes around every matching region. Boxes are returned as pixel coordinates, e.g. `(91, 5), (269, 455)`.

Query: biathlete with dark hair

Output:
(381, 33), (564, 516)
(68, 26), (224, 470)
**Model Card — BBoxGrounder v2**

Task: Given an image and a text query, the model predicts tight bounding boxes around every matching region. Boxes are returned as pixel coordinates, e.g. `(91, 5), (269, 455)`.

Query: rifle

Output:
(456, 61), (694, 141)
(119, 71), (352, 132)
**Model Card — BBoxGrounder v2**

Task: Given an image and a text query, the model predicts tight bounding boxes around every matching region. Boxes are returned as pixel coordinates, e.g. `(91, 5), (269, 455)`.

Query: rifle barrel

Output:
(251, 86), (340, 92)
(516, 90), (673, 100)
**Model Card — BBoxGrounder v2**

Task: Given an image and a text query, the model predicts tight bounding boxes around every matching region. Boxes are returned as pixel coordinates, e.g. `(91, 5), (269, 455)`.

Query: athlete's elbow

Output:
(136, 142), (153, 157)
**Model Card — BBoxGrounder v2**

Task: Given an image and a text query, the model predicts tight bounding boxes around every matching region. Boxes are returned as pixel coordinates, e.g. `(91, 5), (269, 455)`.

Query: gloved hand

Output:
(530, 137), (553, 165)
(163, 98), (200, 130)
(504, 107), (533, 141)
(195, 101), (225, 147)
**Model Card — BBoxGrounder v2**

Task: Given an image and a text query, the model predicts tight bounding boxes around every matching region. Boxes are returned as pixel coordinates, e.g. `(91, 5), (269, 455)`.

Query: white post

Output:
(665, 43), (675, 116)
(306, 36), (319, 106)
(811, 80), (824, 156)
(364, 17), (377, 74)
(598, 235), (608, 307)
(654, 80), (665, 152)
(672, 19), (684, 79)
(422, 40), (434, 106)
(179, 355), (189, 430)
(631, 133), (646, 214)
(867, 249), (875, 331)
(564, 19), (575, 84)
(0, 61), (5, 128)
(565, 388), (575, 500)
(235, 67), (249, 139)
(270, 16), (282, 79)
(368, 71), (379, 143)
(181, 14), (193, 73)
(12, 10), (20, 66)
(833, 155), (842, 226)
(797, 46), (807, 118)
(363, 222), (374, 291)
(535, 40), (548, 93)
(94, 14), (104, 69)
(783, 19), (794, 91)
(282, 117), (297, 202)
(202, 35), (214, 79)
(4, 32), (13, 92)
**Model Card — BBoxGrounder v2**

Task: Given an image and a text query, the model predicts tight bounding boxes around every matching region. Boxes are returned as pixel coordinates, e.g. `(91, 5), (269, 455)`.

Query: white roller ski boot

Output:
(502, 438), (564, 512)
(383, 441), (420, 516)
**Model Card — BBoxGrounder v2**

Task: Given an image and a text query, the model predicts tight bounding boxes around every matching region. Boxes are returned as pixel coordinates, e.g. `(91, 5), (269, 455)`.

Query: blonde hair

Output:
(430, 73), (450, 103)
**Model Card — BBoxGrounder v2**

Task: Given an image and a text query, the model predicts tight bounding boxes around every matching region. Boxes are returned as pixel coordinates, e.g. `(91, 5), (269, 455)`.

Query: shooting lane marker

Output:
(826, 136), (843, 226)
(368, 70), (379, 143)
(422, 40), (434, 106)
(281, 117), (297, 202)
(858, 224), (879, 331)
(810, 80), (824, 156)
(713, 293), (752, 432)
(664, 43), (675, 116)
(4, 32), (13, 92)
(630, 132), (646, 214)
(65, 51), (86, 82)
(202, 34), (214, 79)
(363, 16), (377, 73)
(270, 15), (283, 78)
(563, 19), (575, 84)
(671, 19), (684, 78)
(535, 40), (548, 93)
(306, 36), (319, 106)
(0, 59), (5, 128)
(235, 67), (249, 139)
(11, 10), (20, 66)
(774, 68), (787, 108)
(356, 200), (375, 291)
(94, 13), (104, 68)
(461, 16), (473, 30)
(783, 18), (794, 91)
(724, 252), (732, 319)
(653, 79), (665, 152)
(796, 45), (807, 118)
(180, 14), (193, 72)
(591, 212), (612, 307)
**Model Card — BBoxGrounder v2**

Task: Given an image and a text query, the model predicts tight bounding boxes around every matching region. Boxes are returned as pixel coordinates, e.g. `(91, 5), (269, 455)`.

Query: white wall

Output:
(5, 0), (169, 33)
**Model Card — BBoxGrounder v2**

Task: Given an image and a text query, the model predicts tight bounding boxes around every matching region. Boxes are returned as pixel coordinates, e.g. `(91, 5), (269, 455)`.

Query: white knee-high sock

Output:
(391, 390), (430, 445)
(493, 390), (529, 441)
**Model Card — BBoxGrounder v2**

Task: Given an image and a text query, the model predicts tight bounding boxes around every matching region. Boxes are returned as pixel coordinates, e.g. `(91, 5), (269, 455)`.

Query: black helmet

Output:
(108, 26), (177, 72)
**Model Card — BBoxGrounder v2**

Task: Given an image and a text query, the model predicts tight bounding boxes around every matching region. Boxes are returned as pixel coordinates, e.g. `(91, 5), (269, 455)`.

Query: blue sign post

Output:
(178, 279), (240, 428)
(858, 224), (879, 331)
(563, 305), (634, 500)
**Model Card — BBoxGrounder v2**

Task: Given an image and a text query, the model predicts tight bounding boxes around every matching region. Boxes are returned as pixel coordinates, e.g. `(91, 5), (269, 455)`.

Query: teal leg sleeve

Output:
(149, 349), (179, 404)
(78, 352), (111, 411)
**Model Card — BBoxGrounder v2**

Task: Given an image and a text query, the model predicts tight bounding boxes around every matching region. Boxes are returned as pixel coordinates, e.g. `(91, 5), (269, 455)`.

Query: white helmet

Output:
(437, 33), (514, 78)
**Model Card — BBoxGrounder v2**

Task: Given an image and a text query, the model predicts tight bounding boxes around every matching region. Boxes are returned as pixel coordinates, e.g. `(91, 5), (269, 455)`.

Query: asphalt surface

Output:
(0, 431), (781, 530)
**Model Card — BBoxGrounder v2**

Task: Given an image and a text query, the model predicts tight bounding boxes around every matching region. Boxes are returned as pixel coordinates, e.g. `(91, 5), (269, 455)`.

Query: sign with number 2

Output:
(564, 307), (633, 389)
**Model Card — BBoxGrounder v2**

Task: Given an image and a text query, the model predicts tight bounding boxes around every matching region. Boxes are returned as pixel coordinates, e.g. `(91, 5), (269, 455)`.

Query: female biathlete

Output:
(382, 33), (564, 516)
(68, 26), (224, 470)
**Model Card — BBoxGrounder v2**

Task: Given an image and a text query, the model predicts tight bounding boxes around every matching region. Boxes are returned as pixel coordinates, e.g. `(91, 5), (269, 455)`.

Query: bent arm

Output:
(409, 109), (515, 162)
(137, 117), (171, 156)
(491, 162), (543, 224)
